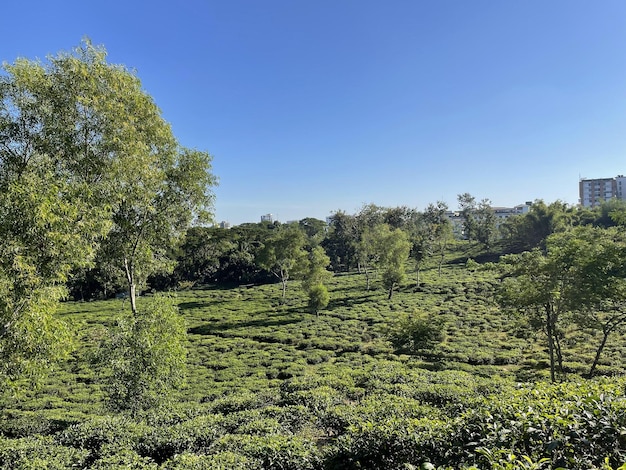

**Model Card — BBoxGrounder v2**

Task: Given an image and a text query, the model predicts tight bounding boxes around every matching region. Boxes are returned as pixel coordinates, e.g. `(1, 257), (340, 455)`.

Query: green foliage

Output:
(323, 210), (358, 272)
(365, 224), (411, 299)
(308, 284), (330, 315)
(214, 434), (319, 470)
(0, 48), (113, 387)
(258, 225), (308, 300)
(97, 294), (187, 414)
(423, 201), (453, 276)
(161, 451), (260, 470)
(389, 312), (445, 356)
(1, 234), (626, 467)
(500, 200), (572, 252)
(498, 225), (626, 380)
(302, 246), (333, 293)
(58, 415), (149, 455)
(457, 194), (497, 248)
(0, 435), (89, 469)
(0, 38), (215, 388)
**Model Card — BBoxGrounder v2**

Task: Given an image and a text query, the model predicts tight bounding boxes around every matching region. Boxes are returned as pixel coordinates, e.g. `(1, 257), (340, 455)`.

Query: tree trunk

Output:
(438, 250), (444, 276)
(416, 265), (421, 288)
(124, 257), (137, 315)
(280, 269), (287, 300)
(554, 331), (565, 380)
(545, 303), (556, 383)
(365, 265), (370, 290)
(388, 284), (394, 300)
(588, 326), (610, 378)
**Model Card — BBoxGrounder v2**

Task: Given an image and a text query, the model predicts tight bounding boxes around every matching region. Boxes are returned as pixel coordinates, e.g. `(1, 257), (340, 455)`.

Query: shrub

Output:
(215, 434), (320, 470)
(57, 415), (149, 456)
(161, 451), (260, 470)
(308, 284), (330, 315)
(96, 294), (187, 414)
(0, 435), (89, 469)
(388, 312), (445, 356)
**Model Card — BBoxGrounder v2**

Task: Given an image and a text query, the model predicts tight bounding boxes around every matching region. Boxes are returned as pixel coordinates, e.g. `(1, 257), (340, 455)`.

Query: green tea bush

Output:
(57, 415), (148, 456)
(161, 451), (261, 470)
(448, 381), (626, 469)
(0, 435), (89, 469)
(215, 434), (320, 470)
(210, 391), (277, 415)
(136, 414), (224, 463)
(90, 447), (158, 469)
(327, 417), (447, 470)
(0, 411), (65, 438)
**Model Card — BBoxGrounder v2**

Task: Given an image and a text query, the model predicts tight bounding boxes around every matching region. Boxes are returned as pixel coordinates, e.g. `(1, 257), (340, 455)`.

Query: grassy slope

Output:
(1, 244), (625, 468)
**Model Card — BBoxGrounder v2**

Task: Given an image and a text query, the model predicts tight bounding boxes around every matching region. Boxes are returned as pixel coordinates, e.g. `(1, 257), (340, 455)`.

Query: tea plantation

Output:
(1, 255), (625, 469)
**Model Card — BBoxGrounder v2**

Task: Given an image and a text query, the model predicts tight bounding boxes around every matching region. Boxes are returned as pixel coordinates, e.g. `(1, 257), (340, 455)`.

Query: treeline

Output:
(69, 197), (626, 299)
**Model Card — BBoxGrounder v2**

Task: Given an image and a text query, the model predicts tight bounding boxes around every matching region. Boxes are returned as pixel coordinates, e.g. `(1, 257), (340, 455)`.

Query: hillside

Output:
(1, 250), (625, 469)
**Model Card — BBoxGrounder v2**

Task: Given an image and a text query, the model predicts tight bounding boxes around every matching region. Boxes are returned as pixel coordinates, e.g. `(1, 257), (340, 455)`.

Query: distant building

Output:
(579, 175), (626, 207)
(445, 202), (532, 239)
(219, 221), (231, 229)
(492, 202), (532, 221)
(261, 213), (274, 223)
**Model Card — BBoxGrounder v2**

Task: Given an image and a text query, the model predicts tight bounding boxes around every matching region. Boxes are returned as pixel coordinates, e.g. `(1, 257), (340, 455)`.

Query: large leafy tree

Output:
(46, 43), (216, 314)
(457, 193), (497, 247)
(549, 226), (626, 377)
(0, 44), (112, 386)
(501, 200), (572, 252)
(498, 249), (569, 382)
(498, 225), (626, 380)
(0, 40), (215, 386)
(322, 210), (358, 272)
(37, 40), (215, 314)
(174, 227), (237, 286)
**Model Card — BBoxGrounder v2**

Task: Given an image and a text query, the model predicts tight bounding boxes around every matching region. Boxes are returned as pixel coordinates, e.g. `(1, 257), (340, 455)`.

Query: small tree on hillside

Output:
(408, 215), (432, 288)
(97, 294), (187, 414)
(302, 246), (333, 316)
(370, 224), (411, 299)
(475, 198), (497, 248)
(498, 249), (568, 382)
(308, 285), (330, 317)
(389, 312), (446, 356)
(424, 202), (453, 276)
(358, 226), (380, 290)
(257, 226), (308, 300)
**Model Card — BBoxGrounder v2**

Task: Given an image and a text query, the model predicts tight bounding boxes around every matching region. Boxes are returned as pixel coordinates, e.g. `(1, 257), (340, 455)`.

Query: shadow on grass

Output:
(178, 299), (234, 310)
(188, 315), (303, 335)
(326, 291), (381, 310)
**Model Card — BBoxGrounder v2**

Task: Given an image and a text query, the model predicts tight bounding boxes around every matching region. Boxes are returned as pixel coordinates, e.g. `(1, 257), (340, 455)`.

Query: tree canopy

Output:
(0, 40), (216, 386)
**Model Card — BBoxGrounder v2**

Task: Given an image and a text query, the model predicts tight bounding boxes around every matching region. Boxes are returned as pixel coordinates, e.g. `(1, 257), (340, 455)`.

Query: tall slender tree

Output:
(424, 202), (453, 276)
(257, 226), (308, 300)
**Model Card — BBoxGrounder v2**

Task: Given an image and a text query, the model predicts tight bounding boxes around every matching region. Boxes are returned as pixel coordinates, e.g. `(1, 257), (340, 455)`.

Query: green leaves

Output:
(257, 226), (308, 300)
(97, 294), (187, 414)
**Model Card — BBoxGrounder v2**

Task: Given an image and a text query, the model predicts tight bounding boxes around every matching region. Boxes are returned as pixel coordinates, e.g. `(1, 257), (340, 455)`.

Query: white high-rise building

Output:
(579, 175), (626, 207)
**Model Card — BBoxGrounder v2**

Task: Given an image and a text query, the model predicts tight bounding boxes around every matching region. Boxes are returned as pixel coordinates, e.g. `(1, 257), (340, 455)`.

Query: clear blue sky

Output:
(3, 1), (626, 224)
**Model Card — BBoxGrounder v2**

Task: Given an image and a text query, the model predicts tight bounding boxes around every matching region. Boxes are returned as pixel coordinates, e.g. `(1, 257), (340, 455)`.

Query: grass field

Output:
(1, 247), (625, 468)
